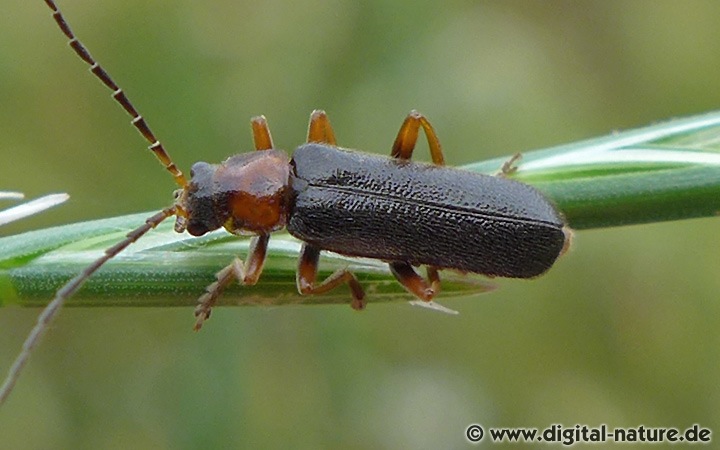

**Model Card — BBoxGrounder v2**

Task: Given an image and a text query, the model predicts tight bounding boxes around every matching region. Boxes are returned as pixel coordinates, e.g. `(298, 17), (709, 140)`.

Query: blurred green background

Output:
(2, 0), (720, 448)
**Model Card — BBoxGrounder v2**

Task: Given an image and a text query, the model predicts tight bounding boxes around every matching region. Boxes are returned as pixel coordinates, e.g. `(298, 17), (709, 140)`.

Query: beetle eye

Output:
(190, 161), (213, 179)
(186, 220), (209, 237)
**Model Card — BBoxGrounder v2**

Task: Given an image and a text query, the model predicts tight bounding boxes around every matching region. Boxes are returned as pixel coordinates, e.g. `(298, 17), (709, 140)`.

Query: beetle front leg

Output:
(391, 110), (445, 165)
(193, 234), (270, 331)
(250, 115), (275, 151)
(389, 262), (441, 302)
(296, 244), (366, 310)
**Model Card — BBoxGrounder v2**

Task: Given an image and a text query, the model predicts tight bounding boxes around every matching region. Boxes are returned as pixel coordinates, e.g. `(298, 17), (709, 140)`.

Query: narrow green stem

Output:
(2, 111), (720, 306)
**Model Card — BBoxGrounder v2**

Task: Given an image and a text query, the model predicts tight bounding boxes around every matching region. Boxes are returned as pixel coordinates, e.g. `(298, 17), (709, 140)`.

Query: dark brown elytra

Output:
(0, 0), (571, 405)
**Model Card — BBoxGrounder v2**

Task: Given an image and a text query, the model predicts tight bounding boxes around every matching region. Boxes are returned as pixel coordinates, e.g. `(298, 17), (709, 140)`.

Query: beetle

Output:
(0, 0), (570, 404)
(183, 112), (570, 328)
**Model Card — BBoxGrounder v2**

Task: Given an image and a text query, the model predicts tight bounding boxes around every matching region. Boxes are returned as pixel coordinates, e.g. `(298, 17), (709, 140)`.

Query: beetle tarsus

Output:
(497, 153), (522, 177)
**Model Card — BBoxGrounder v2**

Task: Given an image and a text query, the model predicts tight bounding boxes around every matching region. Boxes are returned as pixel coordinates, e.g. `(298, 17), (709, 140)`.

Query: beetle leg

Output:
(307, 109), (338, 145)
(194, 234), (270, 331)
(296, 244), (366, 310)
(390, 111), (445, 296)
(250, 116), (275, 150)
(193, 260), (240, 331)
(496, 152), (522, 177)
(389, 261), (439, 302)
(426, 266), (441, 295)
(302, 110), (364, 309)
(560, 226), (574, 256)
(391, 110), (445, 165)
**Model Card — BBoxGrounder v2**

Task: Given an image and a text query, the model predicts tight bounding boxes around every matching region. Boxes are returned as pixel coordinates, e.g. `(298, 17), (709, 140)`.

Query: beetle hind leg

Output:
(389, 262), (441, 302)
(389, 112), (446, 300)
(391, 110), (445, 165)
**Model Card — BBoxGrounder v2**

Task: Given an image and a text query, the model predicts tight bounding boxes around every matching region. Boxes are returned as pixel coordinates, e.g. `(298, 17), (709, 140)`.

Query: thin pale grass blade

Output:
(0, 193), (69, 227)
(465, 110), (720, 229)
(0, 192), (25, 201)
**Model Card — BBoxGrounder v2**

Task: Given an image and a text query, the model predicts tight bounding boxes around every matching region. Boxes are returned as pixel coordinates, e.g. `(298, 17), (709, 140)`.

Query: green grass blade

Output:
(2, 111), (720, 306)
(0, 214), (492, 307)
(465, 110), (720, 229)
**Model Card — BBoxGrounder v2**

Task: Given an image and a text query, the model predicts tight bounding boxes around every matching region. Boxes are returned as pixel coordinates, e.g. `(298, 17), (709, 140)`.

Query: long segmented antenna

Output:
(0, 207), (177, 405)
(44, 0), (187, 188)
(0, 1), (191, 404)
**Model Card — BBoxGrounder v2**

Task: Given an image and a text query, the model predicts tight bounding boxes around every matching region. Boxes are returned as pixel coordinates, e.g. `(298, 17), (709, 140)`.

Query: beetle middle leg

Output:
(306, 109), (338, 145)
(296, 244), (366, 310)
(296, 110), (366, 309)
